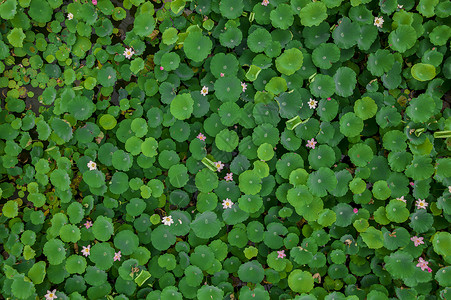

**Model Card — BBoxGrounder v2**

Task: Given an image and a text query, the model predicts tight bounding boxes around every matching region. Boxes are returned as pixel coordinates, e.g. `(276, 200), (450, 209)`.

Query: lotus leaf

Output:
(288, 270), (314, 293)
(333, 17), (359, 49)
(339, 112), (364, 137)
(411, 63), (436, 81)
(92, 216), (114, 242)
(134, 13), (155, 37)
(312, 43), (340, 70)
(191, 212), (221, 239)
(361, 227), (384, 249)
(7, 28), (25, 48)
(215, 129), (239, 152)
(214, 76), (242, 102)
(11, 274), (35, 299)
(384, 251), (415, 279)
(389, 25), (417, 53)
(238, 261), (264, 284)
(0, 0), (448, 297)
(433, 232), (451, 258)
(299, 2), (327, 27)
(43, 238), (66, 265)
(89, 243), (115, 271)
(275, 48), (303, 76)
(184, 31), (212, 62)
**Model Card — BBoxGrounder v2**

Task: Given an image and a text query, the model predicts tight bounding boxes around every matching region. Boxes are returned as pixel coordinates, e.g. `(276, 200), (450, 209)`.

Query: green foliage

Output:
(0, 0), (449, 299)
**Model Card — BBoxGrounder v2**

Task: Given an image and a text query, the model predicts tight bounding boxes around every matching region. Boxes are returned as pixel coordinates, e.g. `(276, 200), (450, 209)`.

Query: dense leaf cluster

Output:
(0, 0), (450, 299)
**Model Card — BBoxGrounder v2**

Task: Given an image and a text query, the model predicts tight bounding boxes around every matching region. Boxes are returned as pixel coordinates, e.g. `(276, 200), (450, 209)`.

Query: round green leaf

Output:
(184, 31), (212, 62)
(411, 63), (436, 81)
(288, 270), (314, 293)
(170, 93), (194, 120)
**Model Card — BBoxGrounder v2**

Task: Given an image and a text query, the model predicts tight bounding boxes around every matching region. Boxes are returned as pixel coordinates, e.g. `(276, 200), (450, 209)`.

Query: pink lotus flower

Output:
(45, 289), (57, 300)
(160, 66), (164, 71)
(92, 0), (97, 5)
(222, 198), (233, 209)
(396, 196), (407, 203)
(277, 250), (286, 259)
(262, 0), (269, 6)
(200, 86), (209, 96)
(327, 97), (331, 101)
(416, 257), (429, 271)
(374, 16), (384, 28)
(224, 173), (233, 181)
(220, 73), (224, 77)
(306, 138), (317, 149)
(411, 236), (424, 247)
(123, 48), (134, 59)
(87, 161), (97, 170)
(353, 208), (358, 213)
(114, 251), (121, 262)
(162, 216), (174, 226)
(81, 245), (91, 257)
(415, 199), (428, 210)
(197, 133), (206, 141)
(241, 82), (247, 92)
(410, 182), (415, 187)
(308, 98), (318, 109)
(84, 220), (93, 229)
(214, 161), (224, 172)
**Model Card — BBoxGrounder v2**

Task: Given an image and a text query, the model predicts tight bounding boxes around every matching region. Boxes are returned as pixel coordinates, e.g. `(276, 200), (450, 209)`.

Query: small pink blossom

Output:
(374, 16), (384, 28)
(308, 98), (318, 109)
(220, 73), (224, 77)
(396, 196), (407, 203)
(416, 257), (429, 271)
(162, 216), (174, 226)
(123, 48), (134, 59)
(160, 66), (164, 71)
(200, 86), (209, 96)
(197, 133), (206, 141)
(262, 0), (269, 6)
(45, 289), (57, 300)
(427, 267), (432, 273)
(411, 236), (424, 247)
(410, 182), (415, 187)
(327, 97), (331, 101)
(241, 82), (247, 92)
(306, 138), (317, 149)
(415, 199), (428, 210)
(92, 0), (97, 5)
(353, 208), (358, 213)
(87, 161), (97, 170)
(114, 251), (121, 261)
(81, 245), (91, 257)
(214, 161), (224, 172)
(277, 250), (286, 259)
(84, 220), (93, 229)
(222, 198), (233, 209)
(224, 173), (233, 181)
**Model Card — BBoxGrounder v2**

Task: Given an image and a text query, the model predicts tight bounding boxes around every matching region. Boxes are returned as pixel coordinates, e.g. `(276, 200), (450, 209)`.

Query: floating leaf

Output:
(184, 31), (212, 62)
(288, 270), (314, 293)
(411, 63), (436, 81)
(170, 93), (194, 120)
(299, 2), (327, 27)
(361, 227), (384, 249)
(276, 48), (304, 76)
